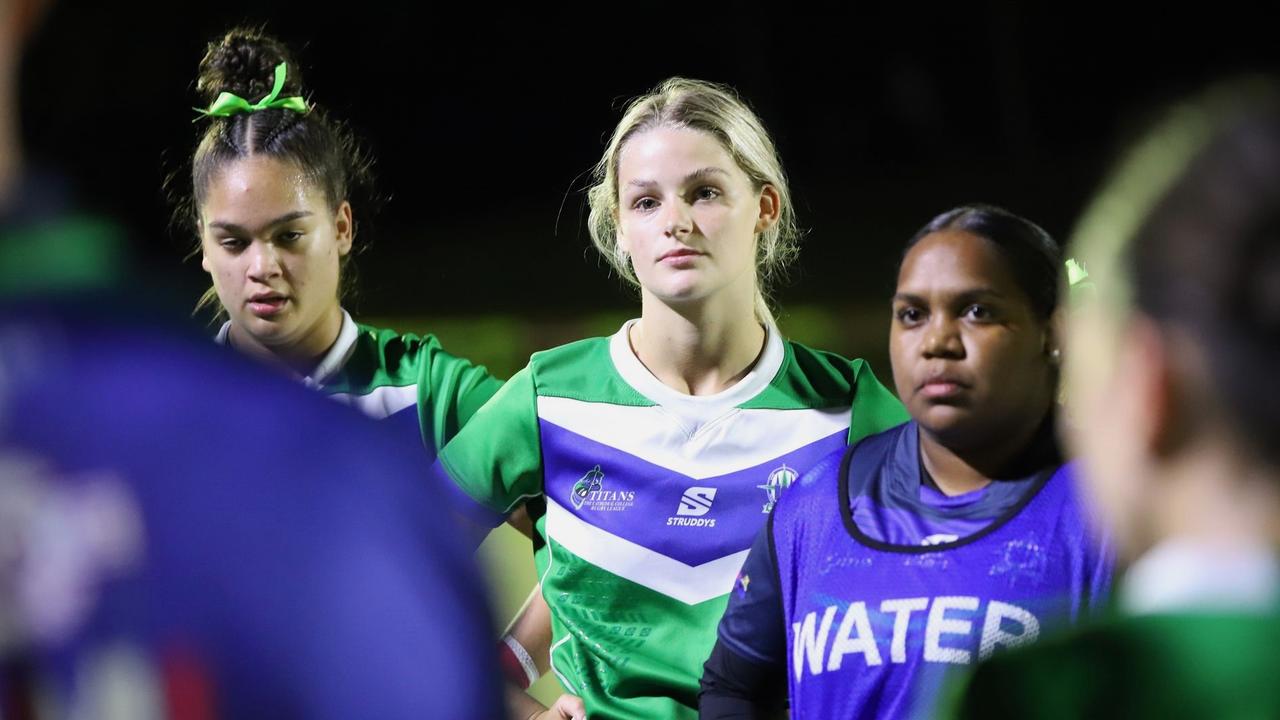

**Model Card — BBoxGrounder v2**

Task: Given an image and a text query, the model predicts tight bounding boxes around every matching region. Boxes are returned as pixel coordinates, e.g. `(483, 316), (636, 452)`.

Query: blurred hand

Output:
(533, 693), (586, 720)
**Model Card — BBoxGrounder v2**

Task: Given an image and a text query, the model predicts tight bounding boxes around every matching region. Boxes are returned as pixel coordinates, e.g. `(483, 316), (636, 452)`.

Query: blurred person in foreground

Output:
(945, 78), (1280, 719)
(0, 3), (502, 717)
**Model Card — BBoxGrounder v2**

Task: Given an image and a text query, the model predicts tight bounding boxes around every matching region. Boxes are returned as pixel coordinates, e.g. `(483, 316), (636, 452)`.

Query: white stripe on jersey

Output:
(545, 497), (750, 605)
(330, 384), (417, 420)
(537, 396), (849, 480)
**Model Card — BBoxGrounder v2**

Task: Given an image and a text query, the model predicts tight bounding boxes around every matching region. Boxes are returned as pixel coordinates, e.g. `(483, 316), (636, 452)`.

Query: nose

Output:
(662, 199), (693, 239)
(921, 315), (964, 359)
(246, 241), (282, 282)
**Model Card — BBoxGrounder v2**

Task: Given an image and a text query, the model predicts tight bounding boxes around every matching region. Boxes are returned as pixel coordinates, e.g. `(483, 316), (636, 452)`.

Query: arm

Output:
(700, 640), (788, 720)
(505, 504), (534, 538)
(422, 336), (505, 450)
(499, 586), (585, 720)
(699, 520), (789, 719)
(431, 367), (545, 547)
(499, 585), (553, 689)
(506, 690), (585, 720)
(428, 366), (575, 716)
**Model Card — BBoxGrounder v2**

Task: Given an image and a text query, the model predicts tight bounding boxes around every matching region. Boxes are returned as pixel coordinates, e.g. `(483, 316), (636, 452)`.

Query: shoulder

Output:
(785, 341), (865, 400)
(850, 420), (911, 461)
(740, 341), (865, 410)
(775, 422), (910, 523)
(1049, 461), (1092, 504)
(1040, 460), (1103, 528)
(331, 323), (441, 387)
(527, 336), (649, 405)
(770, 443), (849, 529)
(341, 323), (497, 389)
(528, 335), (609, 372)
(786, 341), (864, 383)
(752, 342), (906, 429)
(353, 322), (444, 361)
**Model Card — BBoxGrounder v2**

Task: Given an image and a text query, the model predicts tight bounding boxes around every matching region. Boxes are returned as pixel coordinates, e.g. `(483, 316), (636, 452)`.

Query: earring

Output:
(1049, 348), (1062, 365)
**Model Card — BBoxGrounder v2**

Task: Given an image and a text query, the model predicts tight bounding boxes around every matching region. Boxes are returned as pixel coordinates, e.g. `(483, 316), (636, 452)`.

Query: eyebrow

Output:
(892, 287), (1006, 304)
(626, 167), (731, 189)
(207, 210), (314, 234)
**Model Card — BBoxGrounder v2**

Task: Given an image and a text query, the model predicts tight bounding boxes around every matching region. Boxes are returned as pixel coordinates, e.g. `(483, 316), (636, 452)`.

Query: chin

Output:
(915, 406), (985, 447)
(652, 285), (713, 307)
(915, 401), (969, 426)
(240, 316), (295, 343)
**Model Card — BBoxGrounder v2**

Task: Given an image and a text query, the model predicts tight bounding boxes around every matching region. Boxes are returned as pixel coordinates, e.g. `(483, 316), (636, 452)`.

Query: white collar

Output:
(1120, 537), (1280, 616)
(608, 318), (784, 425)
(214, 309), (359, 389)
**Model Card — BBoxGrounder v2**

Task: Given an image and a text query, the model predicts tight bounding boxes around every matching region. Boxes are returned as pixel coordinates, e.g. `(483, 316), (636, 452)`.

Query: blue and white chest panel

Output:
(541, 396), (848, 605)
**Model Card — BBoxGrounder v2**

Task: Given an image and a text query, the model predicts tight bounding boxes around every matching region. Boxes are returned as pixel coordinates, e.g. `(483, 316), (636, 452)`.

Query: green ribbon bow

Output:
(1065, 258), (1091, 287)
(194, 62), (308, 120)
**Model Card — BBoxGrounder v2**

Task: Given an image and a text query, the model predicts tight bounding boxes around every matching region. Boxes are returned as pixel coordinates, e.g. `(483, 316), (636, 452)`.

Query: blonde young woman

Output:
(433, 78), (906, 720)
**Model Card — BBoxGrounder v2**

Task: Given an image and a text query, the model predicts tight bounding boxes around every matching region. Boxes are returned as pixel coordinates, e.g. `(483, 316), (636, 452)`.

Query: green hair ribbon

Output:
(194, 62), (308, 120)
(1066, 257), (1095, 300)
(1065, 258), (1090, 287)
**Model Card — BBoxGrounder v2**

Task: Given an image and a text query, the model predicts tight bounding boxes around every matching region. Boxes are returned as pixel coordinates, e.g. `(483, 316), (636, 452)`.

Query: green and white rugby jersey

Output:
(218, 310), (501, 459)
(437, 321), (906, 719)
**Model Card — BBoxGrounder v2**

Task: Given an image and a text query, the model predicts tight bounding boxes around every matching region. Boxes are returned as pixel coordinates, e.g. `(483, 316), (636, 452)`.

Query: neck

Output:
(1123, 452), (1280, 615)
(630, 285), (767, 396)
(918, 410), (1058, 496)
(228, 305), (344, 380)
(1136, 438), (1280, 563)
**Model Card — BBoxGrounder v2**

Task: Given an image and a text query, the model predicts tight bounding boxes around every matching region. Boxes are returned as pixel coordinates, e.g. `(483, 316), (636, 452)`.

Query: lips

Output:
(247, 292), (288, 317)
(659, 248), (705, 266)
(917, 372), (970, 400)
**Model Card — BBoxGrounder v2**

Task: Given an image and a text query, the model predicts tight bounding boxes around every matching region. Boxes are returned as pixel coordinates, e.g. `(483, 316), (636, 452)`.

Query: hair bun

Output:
(196, 29), (301, 106)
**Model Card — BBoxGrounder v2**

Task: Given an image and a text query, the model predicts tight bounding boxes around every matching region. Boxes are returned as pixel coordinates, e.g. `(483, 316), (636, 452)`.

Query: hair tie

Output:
(1066, 258), (1092, 289)
(194, 62), (308, 121)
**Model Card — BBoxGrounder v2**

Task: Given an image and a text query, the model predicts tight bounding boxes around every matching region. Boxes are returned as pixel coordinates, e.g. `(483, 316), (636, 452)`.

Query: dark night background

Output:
(15, 3), (1279, 372)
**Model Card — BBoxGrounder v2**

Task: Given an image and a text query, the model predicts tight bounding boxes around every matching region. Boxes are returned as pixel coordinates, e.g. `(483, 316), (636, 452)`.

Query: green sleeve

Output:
(436, 365), (543, 516)
(848, 361), (909, 444)
(420, 337), (504, 450)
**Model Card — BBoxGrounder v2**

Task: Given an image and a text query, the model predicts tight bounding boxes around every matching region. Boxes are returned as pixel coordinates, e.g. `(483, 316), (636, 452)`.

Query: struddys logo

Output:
(570, 465), (635, 512)
(758, 464), (798, 513)
(667, 486), (718, 528)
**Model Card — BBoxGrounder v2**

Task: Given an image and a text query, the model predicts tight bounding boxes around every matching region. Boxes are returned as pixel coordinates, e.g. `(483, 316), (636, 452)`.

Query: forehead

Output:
(617, 125), (744, 184)
(201, 156), (325, 220)
(897, 229), (1022, 296)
